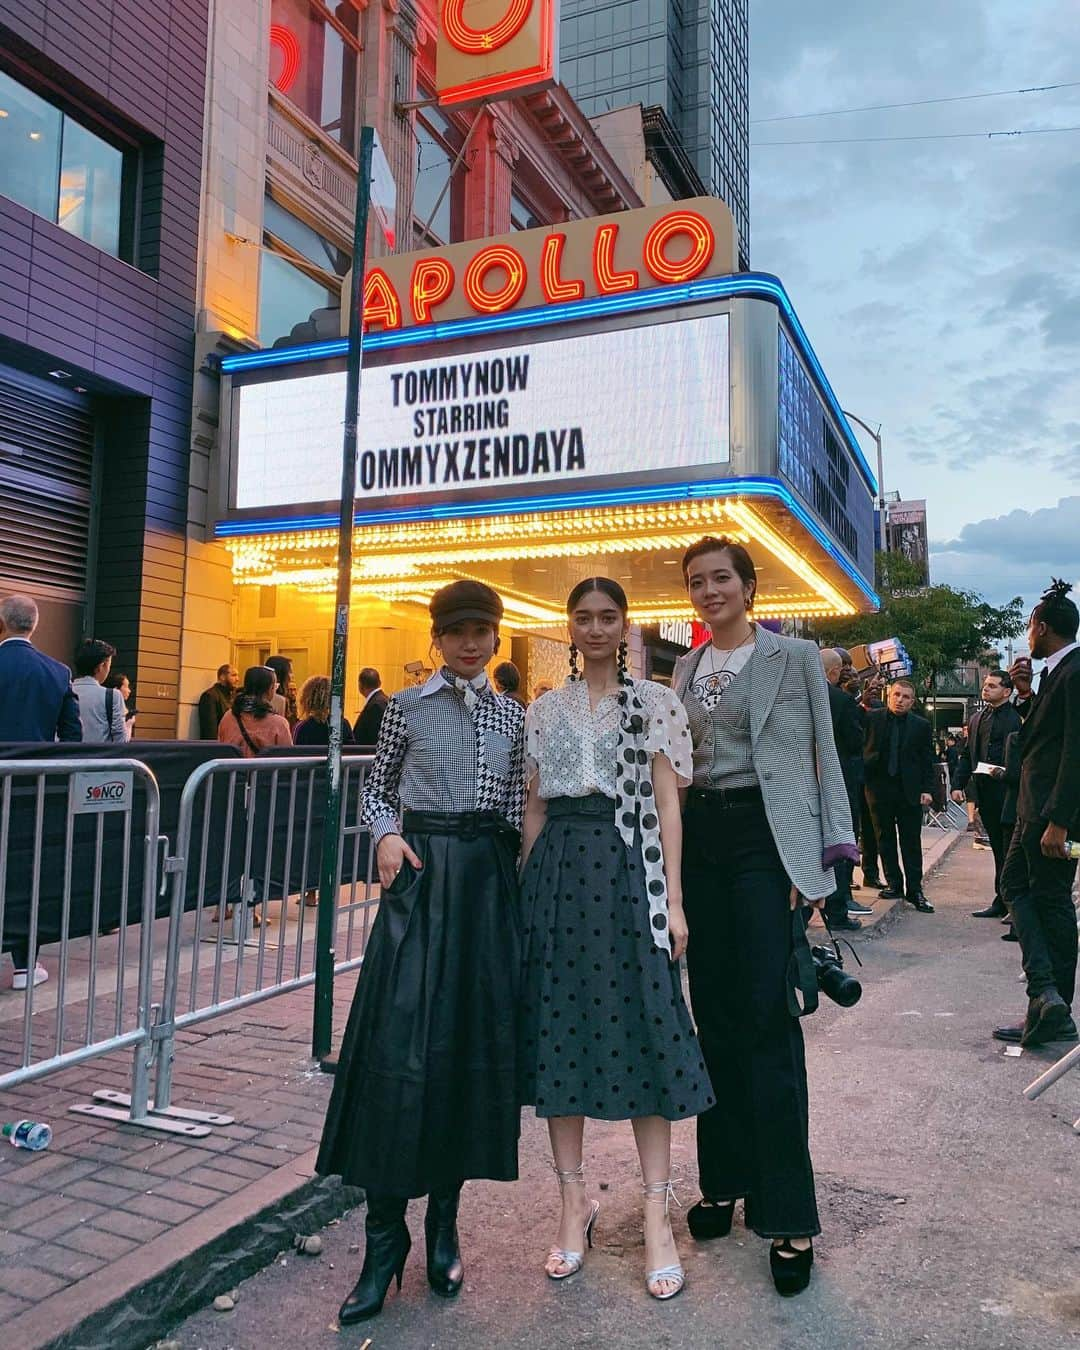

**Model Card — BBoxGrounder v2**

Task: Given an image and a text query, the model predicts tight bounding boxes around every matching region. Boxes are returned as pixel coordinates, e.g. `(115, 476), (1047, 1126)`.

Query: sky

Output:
(748, 0), (1080, 618)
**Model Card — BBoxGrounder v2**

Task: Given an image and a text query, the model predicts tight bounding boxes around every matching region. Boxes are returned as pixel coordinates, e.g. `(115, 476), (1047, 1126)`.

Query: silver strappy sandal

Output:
(643, 1180), (685, 1301)
(545, 1163), (600, 1281)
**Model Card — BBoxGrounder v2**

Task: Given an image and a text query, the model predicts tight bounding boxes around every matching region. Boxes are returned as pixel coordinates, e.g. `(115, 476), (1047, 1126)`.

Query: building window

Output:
(269, 0), (361, 156)
(259, 193), (350, 347)
(510, 190), (545, 232)
(0, 68), (134, 260)
(413, 106), (465, 247)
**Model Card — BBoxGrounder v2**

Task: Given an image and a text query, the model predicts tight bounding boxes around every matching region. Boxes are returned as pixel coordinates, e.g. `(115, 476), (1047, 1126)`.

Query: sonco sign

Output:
(73, 771), (134, 814)
(353, 197), (738, 335)
(436, 0), (558, 105)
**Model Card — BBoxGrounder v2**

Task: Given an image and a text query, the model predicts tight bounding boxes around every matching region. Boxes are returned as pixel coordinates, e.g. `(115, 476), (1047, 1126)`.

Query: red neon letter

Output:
(269, 24), (302, 93)
(643, 211), (716, 285)
(462, 245), (528, 315)
(442, 0), (533, 54)
(540, 233), (585, 303)
(592, 223), (638, 294)
(411, 257), (455, 324)
(362, 268), (402, 332)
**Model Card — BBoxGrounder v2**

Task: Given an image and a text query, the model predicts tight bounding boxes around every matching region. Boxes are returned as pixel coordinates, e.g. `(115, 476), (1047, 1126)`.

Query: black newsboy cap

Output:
(430, 580), (503, 632)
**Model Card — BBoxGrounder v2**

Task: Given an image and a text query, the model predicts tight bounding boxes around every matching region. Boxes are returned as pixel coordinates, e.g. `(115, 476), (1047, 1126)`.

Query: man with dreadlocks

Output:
(993, 579), (1080, 1048)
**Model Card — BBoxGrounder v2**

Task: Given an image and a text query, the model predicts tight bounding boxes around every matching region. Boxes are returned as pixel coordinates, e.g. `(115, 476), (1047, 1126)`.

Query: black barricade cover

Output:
(0, 742), (372, 956)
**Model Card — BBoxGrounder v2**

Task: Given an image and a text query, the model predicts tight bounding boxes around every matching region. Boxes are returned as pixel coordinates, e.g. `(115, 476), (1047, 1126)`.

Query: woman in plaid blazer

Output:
(672, 536), (857, 1297)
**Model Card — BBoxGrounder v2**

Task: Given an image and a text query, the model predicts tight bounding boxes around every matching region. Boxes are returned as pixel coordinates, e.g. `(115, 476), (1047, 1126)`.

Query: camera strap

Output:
(786, 906), (819, 1018)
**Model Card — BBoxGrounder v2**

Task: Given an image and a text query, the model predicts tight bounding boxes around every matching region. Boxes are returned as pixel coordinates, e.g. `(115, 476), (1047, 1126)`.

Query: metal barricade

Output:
(0, 758), (210, 1135)
(150, 755), (377, 1117)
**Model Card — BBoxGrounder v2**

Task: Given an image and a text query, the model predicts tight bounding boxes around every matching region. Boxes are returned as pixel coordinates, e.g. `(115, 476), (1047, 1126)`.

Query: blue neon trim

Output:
(215, 475), (880, 608)
(218, 274), (877, 496)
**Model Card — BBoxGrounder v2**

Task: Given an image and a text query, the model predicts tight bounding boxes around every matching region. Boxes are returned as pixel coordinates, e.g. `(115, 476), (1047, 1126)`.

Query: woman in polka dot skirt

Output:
(518, 578), (714, 1301)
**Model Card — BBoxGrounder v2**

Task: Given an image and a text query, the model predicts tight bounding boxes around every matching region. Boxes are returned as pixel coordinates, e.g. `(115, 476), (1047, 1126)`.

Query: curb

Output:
(13, 1145), (361, 1350)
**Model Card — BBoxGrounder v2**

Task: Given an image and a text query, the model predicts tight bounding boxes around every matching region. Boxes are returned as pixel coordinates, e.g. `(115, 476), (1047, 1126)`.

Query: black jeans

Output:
(866, 781), (924, 897)
(682, 790), (820, 1239)
(1000, 818), (1078, 1006)
(977, 782), (1009, 906)
(859, 788), (881, 883)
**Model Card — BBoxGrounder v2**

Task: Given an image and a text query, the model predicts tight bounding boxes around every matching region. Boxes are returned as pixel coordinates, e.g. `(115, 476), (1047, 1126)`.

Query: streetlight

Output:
(842, 410), (886, 552)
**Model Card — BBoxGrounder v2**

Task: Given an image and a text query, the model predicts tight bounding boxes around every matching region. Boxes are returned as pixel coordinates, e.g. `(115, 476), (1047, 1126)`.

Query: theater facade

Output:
(214, 199), (878, 699)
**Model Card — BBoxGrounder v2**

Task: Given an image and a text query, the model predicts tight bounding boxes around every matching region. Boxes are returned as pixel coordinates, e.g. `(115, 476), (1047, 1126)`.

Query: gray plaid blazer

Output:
(672, 626), (856, 900)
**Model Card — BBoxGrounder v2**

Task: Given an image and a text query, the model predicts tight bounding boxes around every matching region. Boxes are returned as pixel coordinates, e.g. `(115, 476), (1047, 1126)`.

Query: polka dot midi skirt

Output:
(518, 794), (715, 1122)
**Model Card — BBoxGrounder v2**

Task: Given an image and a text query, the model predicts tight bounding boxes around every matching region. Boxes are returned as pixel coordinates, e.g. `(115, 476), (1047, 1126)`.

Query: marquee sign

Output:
(436, 0), (558, 105)
(234, 311), (730, 512)
(350, 197), (738, 335)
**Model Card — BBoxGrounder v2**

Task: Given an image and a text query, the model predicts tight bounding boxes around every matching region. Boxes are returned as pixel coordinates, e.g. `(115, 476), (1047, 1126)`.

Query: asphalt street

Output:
(167, 841), (1080, 1350)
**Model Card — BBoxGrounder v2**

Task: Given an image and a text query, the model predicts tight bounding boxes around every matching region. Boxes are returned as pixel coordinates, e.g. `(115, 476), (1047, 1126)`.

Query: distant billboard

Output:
(886, 499), (929, 584)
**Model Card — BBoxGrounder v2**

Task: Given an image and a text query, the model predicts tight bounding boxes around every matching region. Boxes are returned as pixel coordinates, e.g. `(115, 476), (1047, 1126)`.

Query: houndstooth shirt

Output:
(361, 669), (526, 844)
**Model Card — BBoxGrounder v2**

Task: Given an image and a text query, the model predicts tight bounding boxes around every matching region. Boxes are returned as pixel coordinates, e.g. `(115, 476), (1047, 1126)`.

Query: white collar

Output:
(1043, 641), (1079, 676)
(0, 635), (32, 646)
(419, 669), (490, 699)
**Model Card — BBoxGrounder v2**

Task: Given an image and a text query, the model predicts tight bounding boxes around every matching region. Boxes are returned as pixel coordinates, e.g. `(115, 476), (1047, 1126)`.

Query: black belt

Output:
(687, 784), (762, 809)
(402, 809), (513, 841)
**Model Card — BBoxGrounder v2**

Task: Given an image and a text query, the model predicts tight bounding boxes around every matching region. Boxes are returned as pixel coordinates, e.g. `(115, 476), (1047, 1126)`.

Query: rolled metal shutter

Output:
(0, 371), (95, 600)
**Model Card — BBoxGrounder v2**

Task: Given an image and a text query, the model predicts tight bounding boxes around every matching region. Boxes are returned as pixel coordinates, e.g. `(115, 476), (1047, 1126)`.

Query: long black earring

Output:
(568, 642), (580, 680)
(617, 640), (628, 683)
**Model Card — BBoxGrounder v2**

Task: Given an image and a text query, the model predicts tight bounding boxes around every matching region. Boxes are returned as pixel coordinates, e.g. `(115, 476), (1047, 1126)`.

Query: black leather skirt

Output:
(316, 812), (521, 1197)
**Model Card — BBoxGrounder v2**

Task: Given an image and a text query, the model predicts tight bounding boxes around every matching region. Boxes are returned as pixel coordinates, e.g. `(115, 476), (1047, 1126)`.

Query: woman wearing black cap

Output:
(317, 580), (526, 1325)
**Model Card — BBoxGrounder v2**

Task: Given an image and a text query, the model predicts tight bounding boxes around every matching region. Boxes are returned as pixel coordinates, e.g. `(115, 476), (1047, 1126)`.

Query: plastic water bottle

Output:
(2, 1121), (52, 1150)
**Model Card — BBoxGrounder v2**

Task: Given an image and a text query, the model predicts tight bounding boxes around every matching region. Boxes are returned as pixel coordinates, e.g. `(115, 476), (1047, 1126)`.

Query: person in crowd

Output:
(674, 536), (857, 1297)
(266, 655), (298, 726)
(0, 593), (81, 989)
(859, 671), (885, 712)
(943, 734), (961, 781)
(318, 580), (525, 1326)
(994, 580), (1080, 1047)
(198, 663), (238, 739)
(353, 667), (388, 745)
(293, 675), (355, 747)
(518, 578), (711, 1303)
(820, 649), (872, 929)
(533, 679), (554, 701)
(217, 666), (293, 757)
(863, 679), (937, 912)
(493, 659), (527, 707)
(71, 639), (127, 744)
(105, 672), (135, 741)
(996, 729), (1023, 944)
(951, 670), (1022, 919)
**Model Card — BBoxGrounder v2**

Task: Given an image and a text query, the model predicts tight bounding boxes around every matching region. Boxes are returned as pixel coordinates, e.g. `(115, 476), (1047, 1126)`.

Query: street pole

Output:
(843, 410), (886, 552)
(313, 125), (375, 1068)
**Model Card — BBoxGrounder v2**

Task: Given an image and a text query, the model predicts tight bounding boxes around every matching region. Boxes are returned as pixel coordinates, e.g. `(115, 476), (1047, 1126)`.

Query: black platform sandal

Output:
(686, 1197), (736, 1241)
(339, 1195), (411, 1325)
(769, 1238), (814, 1296)
(425, 1187), (464, 1298)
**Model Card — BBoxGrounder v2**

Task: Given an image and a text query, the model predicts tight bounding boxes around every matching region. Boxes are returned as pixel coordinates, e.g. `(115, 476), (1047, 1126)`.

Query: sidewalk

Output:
(0, 959), (361, 1350)
(0, 825), (966, 1350)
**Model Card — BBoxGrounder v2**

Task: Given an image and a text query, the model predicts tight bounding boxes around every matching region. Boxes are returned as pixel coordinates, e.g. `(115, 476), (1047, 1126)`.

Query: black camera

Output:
(811, 942), (862, 1008)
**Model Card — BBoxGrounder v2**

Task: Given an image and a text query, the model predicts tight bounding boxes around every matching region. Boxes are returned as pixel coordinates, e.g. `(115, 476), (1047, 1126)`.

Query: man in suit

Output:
(993, 580), (1080, 1048)
(863, 677), (937, 912)
(0, 594), (81, 743)
(821, 649), (872, 930)
(951, 670), (1022, 918)
(0, 593), (82, 989)
(354, 667), (388, 745)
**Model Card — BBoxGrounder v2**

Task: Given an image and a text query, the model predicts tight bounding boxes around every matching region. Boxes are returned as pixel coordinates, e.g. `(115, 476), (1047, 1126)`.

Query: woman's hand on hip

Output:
(376, 834), (422, 889)
(667, 902), (688, 961)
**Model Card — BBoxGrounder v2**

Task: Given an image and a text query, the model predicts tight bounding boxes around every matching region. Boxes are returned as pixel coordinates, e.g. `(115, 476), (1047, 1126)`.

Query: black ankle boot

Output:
(770, 1238), (814, 1296)
(686, 1197), (736, 1240)
(425, 1186), (464, 1298)
(339, 1193), (411, 1325)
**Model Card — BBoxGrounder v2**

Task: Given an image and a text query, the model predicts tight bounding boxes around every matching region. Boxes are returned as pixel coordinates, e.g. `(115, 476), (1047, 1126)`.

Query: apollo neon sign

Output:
(436, 0), (558, 105)
(356, 197), (738, 334)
